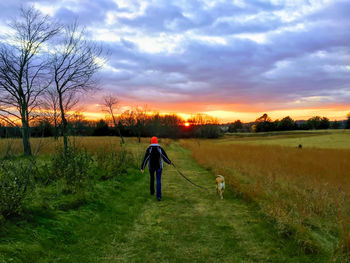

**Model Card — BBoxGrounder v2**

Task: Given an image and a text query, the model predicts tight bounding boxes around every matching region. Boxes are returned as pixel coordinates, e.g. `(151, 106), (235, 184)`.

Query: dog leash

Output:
(171, 163), (209, 190)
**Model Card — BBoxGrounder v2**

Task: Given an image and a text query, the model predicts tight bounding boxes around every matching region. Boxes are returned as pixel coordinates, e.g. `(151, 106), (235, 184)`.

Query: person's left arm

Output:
(160, 147), (172, 164)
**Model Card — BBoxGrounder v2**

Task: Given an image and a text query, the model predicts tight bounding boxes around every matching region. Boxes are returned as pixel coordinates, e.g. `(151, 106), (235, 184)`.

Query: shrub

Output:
(346, 116), (350, 129)
(34, 162), (57, 186)
(194, 125), (222, 138)
(228, 120), (243, 133)
(0, 159), (34, 218)
(94, 147), (134, 180)
(52, 146), (92, 193)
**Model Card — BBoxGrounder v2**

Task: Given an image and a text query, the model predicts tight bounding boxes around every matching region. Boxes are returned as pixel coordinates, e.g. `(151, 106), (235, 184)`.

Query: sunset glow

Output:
(81, 102), (350, 123)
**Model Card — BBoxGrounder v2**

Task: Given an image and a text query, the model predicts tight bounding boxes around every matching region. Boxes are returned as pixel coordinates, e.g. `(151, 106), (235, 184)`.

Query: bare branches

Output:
(0, 6), (60, 115)
(0, 6), (107, 155)
(53, 22), (103, 96)
(0, 6), (60, 155)
(102, 94), (119, 127)
(102, 94), (124, 144)
(9, 6), (61, 61)
(51, 22), (106, 152)
(0, 115), (18, 127)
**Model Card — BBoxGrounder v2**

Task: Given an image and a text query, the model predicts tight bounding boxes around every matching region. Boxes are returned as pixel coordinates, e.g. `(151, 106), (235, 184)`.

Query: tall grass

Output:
(0, 136), (171, 157)
(0, 137), (141, 220)
(181, 140), (350, 257)
(0, 137), (124, 156)
(0, 142), (145, 262)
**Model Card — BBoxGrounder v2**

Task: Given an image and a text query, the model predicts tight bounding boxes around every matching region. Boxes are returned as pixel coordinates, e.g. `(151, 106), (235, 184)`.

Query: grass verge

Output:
(0, 165), (146, 262)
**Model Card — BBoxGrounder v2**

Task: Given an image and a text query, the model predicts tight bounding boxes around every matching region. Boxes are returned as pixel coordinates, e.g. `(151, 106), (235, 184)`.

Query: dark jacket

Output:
(141, 144), (171, 170)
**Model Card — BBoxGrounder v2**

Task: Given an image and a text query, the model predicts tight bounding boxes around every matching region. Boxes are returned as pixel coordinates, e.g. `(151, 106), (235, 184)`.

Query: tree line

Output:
(227, 113), (350, 133)
(0, 110), (223, 140)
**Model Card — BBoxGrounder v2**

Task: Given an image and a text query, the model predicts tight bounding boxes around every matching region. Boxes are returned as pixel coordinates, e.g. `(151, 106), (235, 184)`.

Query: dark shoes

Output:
(151, 192), (161, 201)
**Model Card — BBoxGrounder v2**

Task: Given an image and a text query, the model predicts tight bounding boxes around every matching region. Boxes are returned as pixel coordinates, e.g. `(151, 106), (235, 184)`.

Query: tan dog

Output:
(216, 175), (225, 199)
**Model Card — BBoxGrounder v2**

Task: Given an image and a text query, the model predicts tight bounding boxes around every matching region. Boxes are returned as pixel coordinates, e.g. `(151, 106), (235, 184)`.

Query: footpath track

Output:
(101, 143), (322, 263)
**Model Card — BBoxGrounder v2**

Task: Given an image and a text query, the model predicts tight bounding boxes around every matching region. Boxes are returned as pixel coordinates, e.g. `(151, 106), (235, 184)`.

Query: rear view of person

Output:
(141, 137), (172, 201)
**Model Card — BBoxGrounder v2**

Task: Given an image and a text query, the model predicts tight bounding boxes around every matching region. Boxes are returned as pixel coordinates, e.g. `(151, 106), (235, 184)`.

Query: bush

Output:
(306, 116), (330, 130)
(346, 116), (350, 129)
(0, 159), (34, 218)
(52, 146), (92, 193)
(92, 119), (111, 136)
(194, 125), (222, 138)
(228, 120), (243, 133)
(94, 147), (134, 180)
(34, 161), (59, 186)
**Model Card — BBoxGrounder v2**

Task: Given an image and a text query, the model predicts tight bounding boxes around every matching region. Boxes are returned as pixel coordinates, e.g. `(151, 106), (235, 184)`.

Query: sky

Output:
(0, 0), (349, 122)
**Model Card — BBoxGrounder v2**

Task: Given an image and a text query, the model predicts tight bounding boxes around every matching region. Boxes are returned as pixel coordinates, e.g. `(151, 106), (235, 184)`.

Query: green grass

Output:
(0, 167), (149, 262)
(102, 143), (328, 262)
(0, 141), (335, 262)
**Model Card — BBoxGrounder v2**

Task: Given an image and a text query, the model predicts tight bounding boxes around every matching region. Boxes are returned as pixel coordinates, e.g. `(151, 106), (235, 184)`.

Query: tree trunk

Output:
(118, 128), (125, 144)
(115, 126), (124, 145)
(112, 116), (124, 144)
(61, 115), (68, 153)
(58, 93), (68, 154)
(54, 119), (58, 140)
(61, 114), (68, 153)
(21, 114), (32, 156)
(54, 109), (59, 140)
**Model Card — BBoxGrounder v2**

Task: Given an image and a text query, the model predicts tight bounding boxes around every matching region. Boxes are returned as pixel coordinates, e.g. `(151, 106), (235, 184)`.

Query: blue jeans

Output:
(149, 168), (162, 199)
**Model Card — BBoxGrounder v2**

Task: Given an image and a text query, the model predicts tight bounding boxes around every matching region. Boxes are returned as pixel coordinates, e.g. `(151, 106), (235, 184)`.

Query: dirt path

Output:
(101, 143), (322, 263)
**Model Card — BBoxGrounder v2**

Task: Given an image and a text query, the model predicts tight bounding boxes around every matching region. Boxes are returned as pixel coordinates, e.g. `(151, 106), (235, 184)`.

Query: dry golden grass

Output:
(181, 139), (350, 255)
(0, 136), (173, 170)
(220, 129), (350, 149)
(0, 136), (173, 157)
(0, 137), (138, 156)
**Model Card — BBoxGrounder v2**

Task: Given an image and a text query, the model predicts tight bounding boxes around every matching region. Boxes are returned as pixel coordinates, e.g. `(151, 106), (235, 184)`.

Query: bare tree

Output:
(103, 94), (125, 144)
(41, 88), (60, 139)
(41, 87), (79, 140)
(52, 22), (104, 153)
(134, 106), (148, 143)
(0, 7), (60, 155)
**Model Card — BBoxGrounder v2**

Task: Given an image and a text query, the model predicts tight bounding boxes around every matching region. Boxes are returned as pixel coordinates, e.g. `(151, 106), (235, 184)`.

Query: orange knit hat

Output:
(151, 136), (158, 144)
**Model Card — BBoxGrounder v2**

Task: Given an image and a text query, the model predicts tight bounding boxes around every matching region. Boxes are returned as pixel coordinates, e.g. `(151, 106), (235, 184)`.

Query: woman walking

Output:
(141, 137), (172, 201)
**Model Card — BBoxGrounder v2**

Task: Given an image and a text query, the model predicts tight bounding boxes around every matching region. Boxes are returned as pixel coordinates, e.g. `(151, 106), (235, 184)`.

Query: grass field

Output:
(0, 139), (328, 262)
(0, 136), (124, 157)
(0, 133), (349, 262)
(222, 129), (350, 149)
(181, 129), (350, 260)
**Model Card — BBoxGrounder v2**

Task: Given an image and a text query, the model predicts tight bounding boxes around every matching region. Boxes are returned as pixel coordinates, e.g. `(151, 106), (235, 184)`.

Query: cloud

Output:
(54, 0), (120, 25)
(115, 0), (285, 34)
(0, 0), (349, 116)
